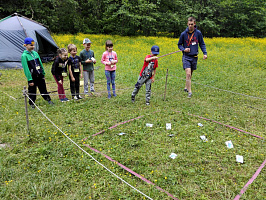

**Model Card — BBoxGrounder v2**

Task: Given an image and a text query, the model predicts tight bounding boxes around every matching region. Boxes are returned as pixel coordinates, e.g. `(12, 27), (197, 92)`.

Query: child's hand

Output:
(203, 55), (207, 60)
(58, 80), (62, 84)
(107, 62), (112, 65)
(71, 77), (75, 82)
(152, 56), (158, 60)
(111, 60), (116, 64)
(29, 82), (34, 86)
(80, 74), (83, 79)
(184, 48), (190, 53)
(86, 59), (92, 63)
(152, 77), (155, 83)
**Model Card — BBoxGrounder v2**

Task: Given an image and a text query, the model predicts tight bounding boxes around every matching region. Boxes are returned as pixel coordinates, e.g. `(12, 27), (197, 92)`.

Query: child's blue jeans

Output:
(105, 70), (116, 93)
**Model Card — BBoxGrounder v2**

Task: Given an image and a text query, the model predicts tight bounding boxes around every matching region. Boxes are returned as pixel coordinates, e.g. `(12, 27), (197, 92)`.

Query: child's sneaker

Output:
(146, 102), (150, 106)
(60, 99), (66, 102)
(184, 88), (188, 92)
(73, 96), (78, 100)
(48, 100), (54, 105)
(131, 95), (135, 103)
(64, 98), (69, 101)
(108, 93), (111, 99)
(188, 92), (192, 98)
(113, 92), (117, 97)
(77, 95), (83, 99)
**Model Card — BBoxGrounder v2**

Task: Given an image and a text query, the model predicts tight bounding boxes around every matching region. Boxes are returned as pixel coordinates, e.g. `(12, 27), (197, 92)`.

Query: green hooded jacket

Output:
(21, 50), (45, 83)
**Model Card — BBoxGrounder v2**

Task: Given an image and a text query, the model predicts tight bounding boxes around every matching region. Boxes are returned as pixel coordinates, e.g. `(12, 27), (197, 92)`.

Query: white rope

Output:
(25, 93), (153, 200)
(169, 74), (266, 100)
(0, 90), (17, 100)
(29, 76), (165, 97)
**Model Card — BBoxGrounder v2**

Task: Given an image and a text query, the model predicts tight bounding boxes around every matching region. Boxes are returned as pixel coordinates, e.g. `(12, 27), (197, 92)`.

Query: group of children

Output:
(21, 37), (159, 108)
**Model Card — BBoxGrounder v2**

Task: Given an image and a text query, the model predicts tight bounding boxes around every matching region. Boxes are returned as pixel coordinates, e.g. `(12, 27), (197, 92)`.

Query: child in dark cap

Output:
(131, 45), (159, 105)
(21, 37), (54, 108)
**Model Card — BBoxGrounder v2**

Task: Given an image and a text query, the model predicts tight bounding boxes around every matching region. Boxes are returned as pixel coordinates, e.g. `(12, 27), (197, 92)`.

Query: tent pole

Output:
(15, 13), (28, 37)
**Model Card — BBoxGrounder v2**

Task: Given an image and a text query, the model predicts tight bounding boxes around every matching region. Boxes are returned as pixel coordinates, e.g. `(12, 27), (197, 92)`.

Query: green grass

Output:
(0, 35), (265, 200)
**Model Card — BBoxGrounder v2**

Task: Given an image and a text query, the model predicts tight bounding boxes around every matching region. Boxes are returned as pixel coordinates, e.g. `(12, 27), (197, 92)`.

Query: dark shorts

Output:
(182, 55), (198, 70)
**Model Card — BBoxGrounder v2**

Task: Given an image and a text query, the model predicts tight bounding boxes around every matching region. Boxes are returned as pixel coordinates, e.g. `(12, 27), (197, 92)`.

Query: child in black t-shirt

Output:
(67, 44), (83, 100)
(51, 48), (69, 102)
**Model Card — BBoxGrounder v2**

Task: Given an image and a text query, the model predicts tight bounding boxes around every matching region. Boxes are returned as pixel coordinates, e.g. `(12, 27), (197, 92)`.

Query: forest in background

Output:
(0, 0), (265, 38)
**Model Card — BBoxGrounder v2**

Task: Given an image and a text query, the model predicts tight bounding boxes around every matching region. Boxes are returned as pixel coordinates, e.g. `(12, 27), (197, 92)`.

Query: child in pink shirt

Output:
(101, 40), (118, 98)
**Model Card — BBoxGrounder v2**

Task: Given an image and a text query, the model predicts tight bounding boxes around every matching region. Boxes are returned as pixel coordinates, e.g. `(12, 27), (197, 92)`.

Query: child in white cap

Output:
(80, 38), (96, 97)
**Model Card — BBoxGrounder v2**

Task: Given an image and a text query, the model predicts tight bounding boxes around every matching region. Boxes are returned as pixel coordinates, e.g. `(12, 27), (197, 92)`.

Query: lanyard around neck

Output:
(28, 51), (39, 67)
(108, 51), (113, 59)
(187, 32), (195, 46)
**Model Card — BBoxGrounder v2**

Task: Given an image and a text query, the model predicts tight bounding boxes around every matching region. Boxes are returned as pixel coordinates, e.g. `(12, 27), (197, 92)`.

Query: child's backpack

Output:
(142, 62), (154, 78)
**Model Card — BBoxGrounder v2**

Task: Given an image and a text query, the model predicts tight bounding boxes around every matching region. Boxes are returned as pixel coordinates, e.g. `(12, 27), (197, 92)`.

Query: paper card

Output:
(225, 140), (234, 148)
(169, 153), (177, 159)
(166, 123), (171, 130)
(200, 135), (208, 142)
(146, 123), (153, 127)
(198, 123), (203, 127)
(168, 134), (175, 137)
(118, 132), (126, 135)
(236, 155), (244, 163)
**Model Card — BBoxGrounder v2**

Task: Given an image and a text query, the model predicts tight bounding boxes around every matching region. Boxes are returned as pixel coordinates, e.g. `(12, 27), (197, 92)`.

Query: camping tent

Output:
(0, 13), (58, 69)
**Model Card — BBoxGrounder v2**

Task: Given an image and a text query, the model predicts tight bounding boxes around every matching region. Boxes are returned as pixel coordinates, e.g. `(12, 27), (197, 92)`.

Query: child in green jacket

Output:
(21, 37), (54, 108)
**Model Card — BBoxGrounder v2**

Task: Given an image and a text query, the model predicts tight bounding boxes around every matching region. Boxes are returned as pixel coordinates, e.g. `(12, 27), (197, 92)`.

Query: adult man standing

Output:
(178, 17), (207, 98)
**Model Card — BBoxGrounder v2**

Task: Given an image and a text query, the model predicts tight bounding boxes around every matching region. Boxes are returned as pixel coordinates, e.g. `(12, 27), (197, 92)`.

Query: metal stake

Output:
(23, 86), (30, 134)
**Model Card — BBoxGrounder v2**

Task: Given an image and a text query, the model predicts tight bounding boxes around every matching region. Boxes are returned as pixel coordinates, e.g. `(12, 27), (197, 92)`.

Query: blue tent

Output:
(0, 13), (58, 69)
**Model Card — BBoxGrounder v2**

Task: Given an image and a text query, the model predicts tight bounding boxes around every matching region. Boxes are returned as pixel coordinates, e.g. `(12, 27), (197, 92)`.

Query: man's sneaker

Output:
(30, 104), (35, 109)
(73, 96), (78, 100)
(184, 88), (188, 92)
(131, 95), (135, 103)
(188, 92), (192, 98)
(146, 102), (150, 106)
(48, 100), (54, 105)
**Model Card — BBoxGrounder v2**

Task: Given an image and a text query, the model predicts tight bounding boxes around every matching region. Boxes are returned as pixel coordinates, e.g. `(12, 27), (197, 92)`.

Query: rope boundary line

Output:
(24, 93), (153, 200)
(181, 111), (264, 140)
(84, 144), (179, 200)
(169, 74), (266, 100)
(234, 159), (266, 200)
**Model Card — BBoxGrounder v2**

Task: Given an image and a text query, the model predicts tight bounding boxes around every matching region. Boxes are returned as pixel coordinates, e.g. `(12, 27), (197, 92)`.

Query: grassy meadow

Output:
(0, 34), (265, 200)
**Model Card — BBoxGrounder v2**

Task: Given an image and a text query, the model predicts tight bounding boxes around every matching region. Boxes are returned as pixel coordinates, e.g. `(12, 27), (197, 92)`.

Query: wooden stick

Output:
(164, 68), (169, 101)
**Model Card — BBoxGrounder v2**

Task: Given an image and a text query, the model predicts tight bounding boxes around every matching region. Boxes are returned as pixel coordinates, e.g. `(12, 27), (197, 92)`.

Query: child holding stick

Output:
(131, 45), (159, 105)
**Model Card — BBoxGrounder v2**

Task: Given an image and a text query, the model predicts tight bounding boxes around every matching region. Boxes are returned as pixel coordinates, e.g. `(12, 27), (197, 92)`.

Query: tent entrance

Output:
(35, 32), (57, 63)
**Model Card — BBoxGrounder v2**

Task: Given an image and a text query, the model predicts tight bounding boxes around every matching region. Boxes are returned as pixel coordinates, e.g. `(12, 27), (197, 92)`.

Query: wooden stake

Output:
(164, 68), (169, 101)
(23, 86), (30, 134)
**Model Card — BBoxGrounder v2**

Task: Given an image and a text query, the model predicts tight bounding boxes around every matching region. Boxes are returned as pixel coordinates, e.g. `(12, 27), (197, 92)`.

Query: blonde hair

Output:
(57, 48), (67, 55)
(67, 44), (77, 53)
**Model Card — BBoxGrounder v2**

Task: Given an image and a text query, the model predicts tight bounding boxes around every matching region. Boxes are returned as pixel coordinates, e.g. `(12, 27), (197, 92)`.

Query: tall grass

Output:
(0, 34), (265, 200)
